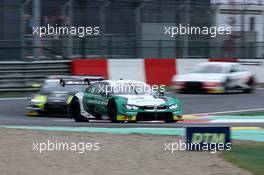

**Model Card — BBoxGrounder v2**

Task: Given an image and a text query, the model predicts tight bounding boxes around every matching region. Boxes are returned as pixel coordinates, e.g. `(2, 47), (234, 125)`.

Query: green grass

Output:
(223, 143), (264, 175)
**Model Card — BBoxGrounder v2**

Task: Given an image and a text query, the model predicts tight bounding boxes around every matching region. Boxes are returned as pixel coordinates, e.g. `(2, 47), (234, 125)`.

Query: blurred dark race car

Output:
(26, 75), (104, 116)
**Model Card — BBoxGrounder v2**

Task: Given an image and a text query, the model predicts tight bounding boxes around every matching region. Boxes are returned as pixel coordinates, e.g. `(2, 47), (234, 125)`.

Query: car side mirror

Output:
(159, 91), (165, 96)
(60, 79), (65, 87)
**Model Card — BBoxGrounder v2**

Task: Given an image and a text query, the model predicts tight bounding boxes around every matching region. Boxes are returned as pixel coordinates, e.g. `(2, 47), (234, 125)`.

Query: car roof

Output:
(45, 75), (104, 85)
(47, 75), (104, 80)
(199, 62), (239, 67)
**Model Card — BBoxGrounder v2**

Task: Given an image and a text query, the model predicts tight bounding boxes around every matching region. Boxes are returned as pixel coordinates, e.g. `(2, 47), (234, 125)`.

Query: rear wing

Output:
(59, 77), (104, 87)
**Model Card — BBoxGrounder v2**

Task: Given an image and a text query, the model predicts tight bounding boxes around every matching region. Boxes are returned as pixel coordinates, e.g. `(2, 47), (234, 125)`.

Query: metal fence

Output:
(1, 0), (264, 60)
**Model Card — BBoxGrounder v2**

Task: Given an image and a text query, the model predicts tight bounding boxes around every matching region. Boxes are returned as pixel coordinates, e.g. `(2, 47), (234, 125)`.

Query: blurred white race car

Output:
(172, 62), (256, 93)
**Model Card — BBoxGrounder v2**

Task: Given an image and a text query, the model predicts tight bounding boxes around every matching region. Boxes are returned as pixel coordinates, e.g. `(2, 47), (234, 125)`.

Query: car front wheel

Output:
(243, 77), (255, 93)
(71, 99), (88, 122)
(164, 113), (175, 123)
(107, 101), (120, 123)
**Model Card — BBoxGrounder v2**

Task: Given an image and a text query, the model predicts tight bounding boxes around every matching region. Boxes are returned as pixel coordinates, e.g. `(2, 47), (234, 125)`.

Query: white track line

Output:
(210, 119), (264, 123)
(186, 108), (264, 116)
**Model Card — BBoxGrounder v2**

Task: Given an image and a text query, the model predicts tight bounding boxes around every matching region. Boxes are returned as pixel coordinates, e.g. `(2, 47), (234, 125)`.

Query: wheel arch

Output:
(107, 96), (127, 114)
(107, 97), (117, 110)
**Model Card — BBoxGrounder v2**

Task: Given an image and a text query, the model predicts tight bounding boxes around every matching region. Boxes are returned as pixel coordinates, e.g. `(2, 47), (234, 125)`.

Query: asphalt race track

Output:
(0, 90), (264, 128)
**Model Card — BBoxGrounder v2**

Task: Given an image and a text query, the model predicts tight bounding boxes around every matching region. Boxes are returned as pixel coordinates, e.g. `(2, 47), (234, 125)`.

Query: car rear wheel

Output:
(224, 78), (231, 93)
(71, 99), (88, 122)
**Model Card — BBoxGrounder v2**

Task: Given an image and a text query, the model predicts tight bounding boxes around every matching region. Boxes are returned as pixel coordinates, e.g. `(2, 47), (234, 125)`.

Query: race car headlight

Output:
(31, 99), (43, 104)
(31, 95), (47, 104)
(169, 104), (178, 110)
(125, 104), (138, 110)
(67, 96), (73, 104)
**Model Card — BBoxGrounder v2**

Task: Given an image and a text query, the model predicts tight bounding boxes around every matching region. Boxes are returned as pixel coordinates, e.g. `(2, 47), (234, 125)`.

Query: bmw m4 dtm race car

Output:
(172, 62), (255, 93)
(26, 75), (104, 116)
(68, 79), (183, 123)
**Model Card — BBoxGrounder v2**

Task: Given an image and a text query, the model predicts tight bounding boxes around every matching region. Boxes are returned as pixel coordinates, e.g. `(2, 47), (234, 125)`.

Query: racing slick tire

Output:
(223, 78), (231, 93)
(70, 99), (88, 122)
(164, 114), (175, 123)
(243, 77), (255, 94)
(107, 100), (121, 123)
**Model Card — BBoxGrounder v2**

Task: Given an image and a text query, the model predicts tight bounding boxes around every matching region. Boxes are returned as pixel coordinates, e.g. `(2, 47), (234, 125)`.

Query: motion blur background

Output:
(1, 0), (264, 60)
(0, 0), (264, 92)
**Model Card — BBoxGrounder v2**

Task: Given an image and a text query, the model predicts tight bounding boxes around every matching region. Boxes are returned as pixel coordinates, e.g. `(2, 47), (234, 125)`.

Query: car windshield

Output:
(41, 82), (84, 93)
(111, 83), (154, 95)
(194, 65), (224, 73)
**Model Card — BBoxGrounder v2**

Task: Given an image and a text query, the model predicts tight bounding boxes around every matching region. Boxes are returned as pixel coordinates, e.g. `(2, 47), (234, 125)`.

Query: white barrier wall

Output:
(71, 58), (264, 84)
(241, 60), (264, 83)
(177, 59), (208, 74)
(108, 59), (145, 82)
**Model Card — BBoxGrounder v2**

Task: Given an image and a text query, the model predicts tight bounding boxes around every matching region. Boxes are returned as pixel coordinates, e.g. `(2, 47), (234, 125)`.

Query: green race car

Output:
(68, 80), (183, 123)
